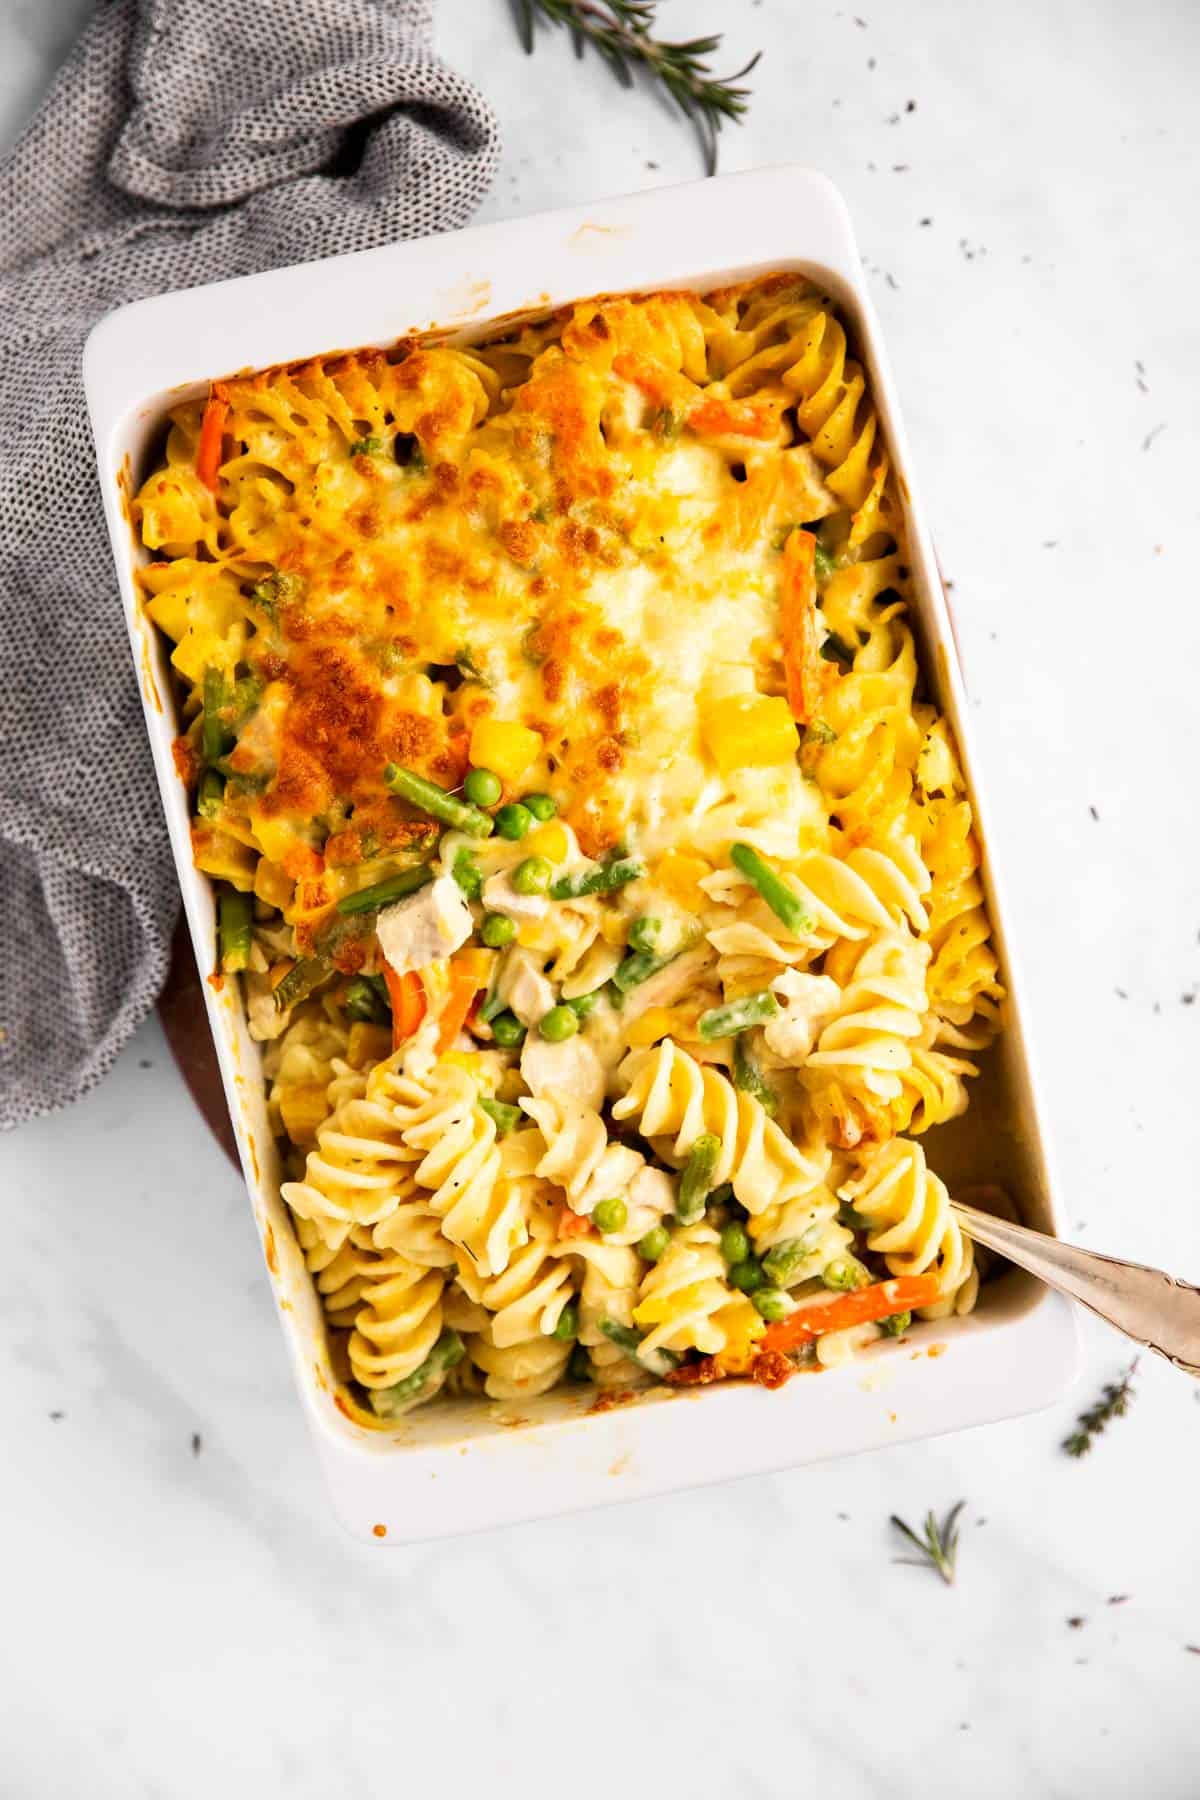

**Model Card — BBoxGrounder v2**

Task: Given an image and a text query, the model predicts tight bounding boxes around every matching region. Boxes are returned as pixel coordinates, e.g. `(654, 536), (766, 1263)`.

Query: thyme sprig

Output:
(1063, 1358), (1140, 1457)
(511, 0), (760, 174)
(891, 1501), (966, 1587)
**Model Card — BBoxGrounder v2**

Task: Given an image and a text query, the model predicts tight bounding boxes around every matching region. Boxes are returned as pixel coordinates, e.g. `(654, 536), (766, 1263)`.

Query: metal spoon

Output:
(952, 1200), (1200, 1376)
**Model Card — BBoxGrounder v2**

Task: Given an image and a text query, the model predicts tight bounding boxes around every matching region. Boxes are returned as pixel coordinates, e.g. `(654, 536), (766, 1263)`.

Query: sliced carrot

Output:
(779, 527), (822, 725)
(195, 384), (230, 494)
(556, 1203), (595, 1241)
(612, 350), (680, 408)
(436, 952), (488, 1054)
(381, 961), (426, 1049)
(759, 1273), (943, 1355)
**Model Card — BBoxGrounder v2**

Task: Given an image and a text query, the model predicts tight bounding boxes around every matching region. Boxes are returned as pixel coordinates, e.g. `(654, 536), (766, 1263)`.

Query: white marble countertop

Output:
(3, 2), (1200, 1794)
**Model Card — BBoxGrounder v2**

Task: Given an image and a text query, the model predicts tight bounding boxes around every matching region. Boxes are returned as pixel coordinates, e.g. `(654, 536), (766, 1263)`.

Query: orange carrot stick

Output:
(760, 1273), (942, 1354)
(195, 384), (230, 494)
(687, 395), (775, 440)
(556, 1203), (595, 1241)
(436, 953), (488, 1054)
(381, 962), (426, 1048)
(779, 527), (822, 725)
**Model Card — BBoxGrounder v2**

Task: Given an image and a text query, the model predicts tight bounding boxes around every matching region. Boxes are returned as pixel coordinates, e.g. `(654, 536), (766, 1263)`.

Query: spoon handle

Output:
(951, 1201), (1200, 1376)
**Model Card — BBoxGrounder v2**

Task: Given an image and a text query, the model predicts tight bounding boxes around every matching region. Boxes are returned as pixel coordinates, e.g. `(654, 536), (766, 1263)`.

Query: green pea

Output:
(464, 767), (502, 808)
(592, 1197), (628, 1235)
(822, 1255), (870, 1293)
(512, 855), (553, 895)
(539, 1004), (579, 1042)
(879, 1310), (913, 1338)
(480, 912), (516, 948)
(719, 1223), (751, 1266)
(729, 1258), (764, 1294)
(523, 792), (557, 821)
(564, 989), (601, 1022)
(490, 1010), (526, 1048)
(627, 915), (661, 953)
(568, 1343), (592, 1382)
(752, 1286), (793, 1322)
(637, 1225), (670, 1262)
(552, 1302), (580, 1342)
(495, 802), (533, 840)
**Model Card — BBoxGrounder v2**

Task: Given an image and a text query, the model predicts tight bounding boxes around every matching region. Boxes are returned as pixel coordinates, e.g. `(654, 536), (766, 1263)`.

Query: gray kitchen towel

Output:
(0, 0), (499, 1128)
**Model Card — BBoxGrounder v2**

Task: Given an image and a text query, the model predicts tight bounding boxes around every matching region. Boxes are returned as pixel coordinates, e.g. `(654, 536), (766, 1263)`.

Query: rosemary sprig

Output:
(1063, 1358), (1140, 1457)
(890, 1501), (966, 1587)
(511, 0), (760, 175)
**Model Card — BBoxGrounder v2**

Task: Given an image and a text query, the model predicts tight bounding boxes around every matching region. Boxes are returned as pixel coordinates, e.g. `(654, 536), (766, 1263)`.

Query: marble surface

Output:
(4, 1), (1200, 1793)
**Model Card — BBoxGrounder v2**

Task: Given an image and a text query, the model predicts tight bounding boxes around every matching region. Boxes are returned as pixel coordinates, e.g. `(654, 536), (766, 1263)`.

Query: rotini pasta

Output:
(137, 272), (1006, 1417)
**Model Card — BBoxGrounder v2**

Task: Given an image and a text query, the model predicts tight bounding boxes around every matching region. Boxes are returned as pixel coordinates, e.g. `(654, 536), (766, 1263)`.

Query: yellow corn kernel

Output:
(713, 1296), (767, 1374)
(253, 857), (294, 910)
(525, 821), (569, 863)
(278, 1081), (333, 1148)
(634, 1280), (709, 1329)
(625, 1006), (677, 1048)
(345, 1022), (392, 1070)
(439, 1050), (485, 1080)
(653, 850), (711, 911)
(253, 815), (300, 865)
(469, 717), (543, 784)
(701, 693), (799, 775)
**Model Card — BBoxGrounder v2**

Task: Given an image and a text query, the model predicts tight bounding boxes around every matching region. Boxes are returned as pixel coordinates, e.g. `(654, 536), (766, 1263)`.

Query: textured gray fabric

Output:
(0, 0), (499, 1129)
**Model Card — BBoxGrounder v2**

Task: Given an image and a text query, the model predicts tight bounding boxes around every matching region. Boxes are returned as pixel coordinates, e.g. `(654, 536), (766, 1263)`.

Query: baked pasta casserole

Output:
(134, 275), (1004, 1420)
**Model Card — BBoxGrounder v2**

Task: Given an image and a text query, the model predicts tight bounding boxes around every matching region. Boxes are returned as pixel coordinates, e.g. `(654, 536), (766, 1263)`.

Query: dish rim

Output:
(84, 164), (1080, 1542)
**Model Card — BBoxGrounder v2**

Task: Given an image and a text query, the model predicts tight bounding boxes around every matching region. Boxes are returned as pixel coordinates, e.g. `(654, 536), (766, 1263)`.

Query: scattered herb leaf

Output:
(1063, 1359), (1139, 1457)
(890, 1501), (966, 1586)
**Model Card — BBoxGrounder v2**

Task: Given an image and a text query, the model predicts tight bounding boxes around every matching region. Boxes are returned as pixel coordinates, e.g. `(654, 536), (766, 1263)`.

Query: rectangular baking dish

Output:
(84, 166), (1079, 1542)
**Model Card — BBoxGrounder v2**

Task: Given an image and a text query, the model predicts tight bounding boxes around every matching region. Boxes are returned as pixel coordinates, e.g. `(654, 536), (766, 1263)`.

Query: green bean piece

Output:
(348, 436), (383, 458)
(729, 1257), (764, 1294)
(479, 1096), (522, 1136)
(464, 766), (502, 808)
(568, 1343), (592, 1382)
(383, 763), (494, 838)
(494, 802), (532, 841)
(637, 1225), (670, 1262)
(344, 975), (390, 1023)
(218, 890), (253, 974)
(812, 538), (836, 580)
(490, 1010), (526, 1048)
(272, 955), (332, 1013)
(598, 1317), (643, 1358)
(611, 943), (685, 995)
(336, 864), (432, 915)
(550, 857), (645, 900)
(719, 1223), (751, 1266)
(878, 1311), (913, 1337)
(592, 1197), (628, 1234)
(822, 1255), (871, 1293)
(627, 915), (661, 953)
(478, 982), (510, 1025)
(676, 1133), (720, 1225)
(732, 1036), (779, 1117)
(512, 855), (553, 895)
(752, 1286), (793, 1322)
(202, 667), (232, 763)
(761, 1238), (811, 1286)
(729, 842), (813, 935)
(698, 990), (779, 1041)
(451, 848), (484, 900)
(538, 1004), (579, 1043)
(197, 768), (225, 820)
(368, 1328), (465, 1417)
(523, 792), (557, 821)
(552, 1302), (580, 1342)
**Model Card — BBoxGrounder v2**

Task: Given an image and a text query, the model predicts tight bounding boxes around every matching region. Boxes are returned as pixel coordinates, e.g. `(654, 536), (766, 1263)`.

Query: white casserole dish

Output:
(85, 166), (1079, 1543)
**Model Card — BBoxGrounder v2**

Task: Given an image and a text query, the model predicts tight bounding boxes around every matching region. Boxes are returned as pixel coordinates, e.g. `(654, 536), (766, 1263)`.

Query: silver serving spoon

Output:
(953, 1200), (1200, 1376)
